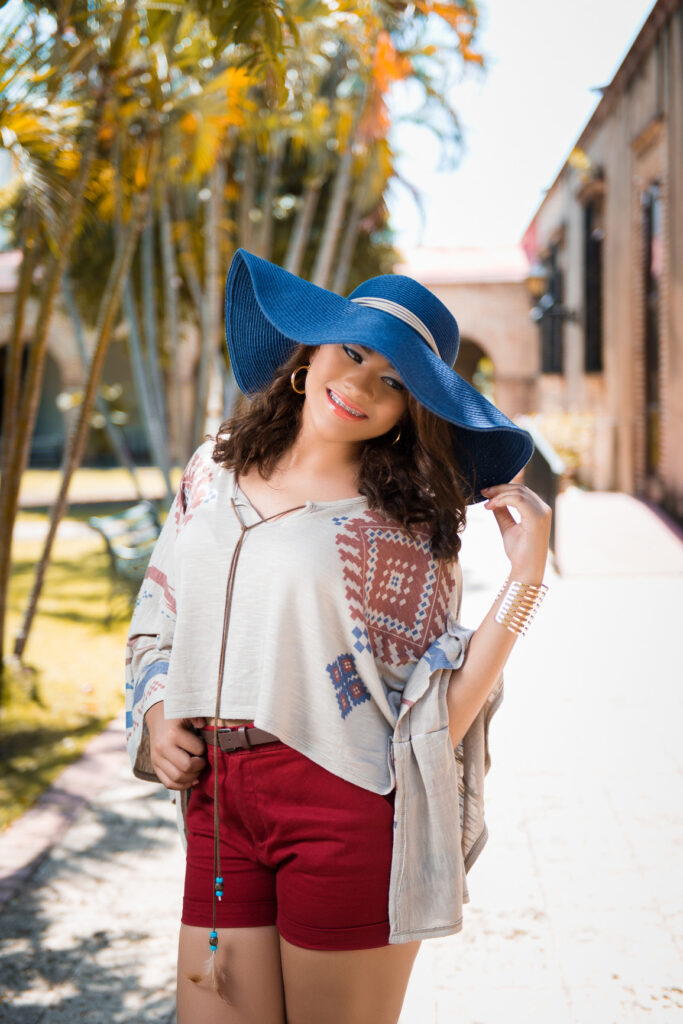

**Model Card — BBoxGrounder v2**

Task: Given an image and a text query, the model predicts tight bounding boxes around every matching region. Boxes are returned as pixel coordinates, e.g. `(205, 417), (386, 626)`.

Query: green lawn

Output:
(1, 520), (133, 830)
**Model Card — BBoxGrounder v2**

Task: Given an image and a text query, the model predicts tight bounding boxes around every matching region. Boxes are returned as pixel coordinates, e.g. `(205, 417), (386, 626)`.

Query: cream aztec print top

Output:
(125, 439), (504, 942)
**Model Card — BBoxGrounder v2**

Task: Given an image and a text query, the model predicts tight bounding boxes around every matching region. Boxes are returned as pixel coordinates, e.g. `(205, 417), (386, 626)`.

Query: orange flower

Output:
(372, 31), (412, 94)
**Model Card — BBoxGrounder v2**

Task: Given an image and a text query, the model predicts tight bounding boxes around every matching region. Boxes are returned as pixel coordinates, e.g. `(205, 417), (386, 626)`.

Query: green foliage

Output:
(0, 0), (484, 730)
(0, 0), (487, 445)
(4, 0), (483, 286)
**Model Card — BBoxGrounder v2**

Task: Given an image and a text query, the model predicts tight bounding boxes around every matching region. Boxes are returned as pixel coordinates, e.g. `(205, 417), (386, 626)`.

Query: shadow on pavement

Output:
(0, 786), (182, 1024)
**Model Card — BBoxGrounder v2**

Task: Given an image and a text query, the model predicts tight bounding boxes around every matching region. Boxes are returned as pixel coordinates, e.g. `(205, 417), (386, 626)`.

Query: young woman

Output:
(126, 249), (551, 1024)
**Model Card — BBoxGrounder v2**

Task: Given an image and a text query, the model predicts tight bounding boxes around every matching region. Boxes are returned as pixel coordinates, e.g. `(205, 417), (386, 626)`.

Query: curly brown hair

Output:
(212, 345), (475, 560)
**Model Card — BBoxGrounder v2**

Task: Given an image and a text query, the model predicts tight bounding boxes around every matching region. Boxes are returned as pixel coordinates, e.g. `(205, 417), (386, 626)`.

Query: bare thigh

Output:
(176, 924), (286, 1024)
(280, 936), (421, 1024)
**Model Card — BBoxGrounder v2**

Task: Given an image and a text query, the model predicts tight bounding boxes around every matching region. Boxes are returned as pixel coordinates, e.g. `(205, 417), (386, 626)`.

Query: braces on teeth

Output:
(329, 390), (365, 417)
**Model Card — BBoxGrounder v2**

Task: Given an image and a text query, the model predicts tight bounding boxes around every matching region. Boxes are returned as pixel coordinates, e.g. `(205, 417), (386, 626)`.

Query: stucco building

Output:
(396, 245), (538, 420)
(523, 0), (683, 518)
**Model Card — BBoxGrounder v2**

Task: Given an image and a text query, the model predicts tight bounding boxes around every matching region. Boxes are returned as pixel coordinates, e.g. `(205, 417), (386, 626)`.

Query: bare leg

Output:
(177, 924), (286, 1024)
(279, 936), (420, 1024)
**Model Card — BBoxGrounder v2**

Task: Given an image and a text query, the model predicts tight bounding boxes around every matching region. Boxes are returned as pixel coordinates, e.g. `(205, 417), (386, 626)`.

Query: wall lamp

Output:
(526, 260), (548, 299)
(529, 293), (578, 324)
(526, 260), (577, 323)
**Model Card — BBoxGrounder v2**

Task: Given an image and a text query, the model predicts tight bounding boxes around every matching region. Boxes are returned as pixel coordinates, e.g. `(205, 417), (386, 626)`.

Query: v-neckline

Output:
(232, 474), (366, 523)
(232, 476), (308, 524)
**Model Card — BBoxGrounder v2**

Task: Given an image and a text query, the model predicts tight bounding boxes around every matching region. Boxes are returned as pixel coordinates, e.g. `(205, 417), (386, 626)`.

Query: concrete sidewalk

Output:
(402, 489), (683, 1023)
(1, 488), (682, 1023)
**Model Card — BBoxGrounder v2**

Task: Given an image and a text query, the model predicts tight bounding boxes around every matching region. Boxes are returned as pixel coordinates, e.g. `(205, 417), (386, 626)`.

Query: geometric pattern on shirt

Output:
(326, 653), (371, 719)
(131, 658), (169, 707)
(126, 669), (168, 729)
(136, 565), (176, 616)
(335, 511), (456, 670)
(351, 624), (372, 656)
(174, 446), (217, 531)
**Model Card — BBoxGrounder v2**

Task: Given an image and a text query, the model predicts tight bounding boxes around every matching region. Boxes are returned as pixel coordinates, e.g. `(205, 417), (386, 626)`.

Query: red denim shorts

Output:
(181, 727), (395, 951)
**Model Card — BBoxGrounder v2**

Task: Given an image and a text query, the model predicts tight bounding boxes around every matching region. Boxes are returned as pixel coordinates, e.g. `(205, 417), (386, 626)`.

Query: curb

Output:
(0, 714), (126, 912)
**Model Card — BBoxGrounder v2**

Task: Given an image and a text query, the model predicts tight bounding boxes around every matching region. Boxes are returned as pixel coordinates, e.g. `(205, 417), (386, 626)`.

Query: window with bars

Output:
(643, 182), (661, 476)
(540, 245), (564, 374)
(584, 200), (604, 373)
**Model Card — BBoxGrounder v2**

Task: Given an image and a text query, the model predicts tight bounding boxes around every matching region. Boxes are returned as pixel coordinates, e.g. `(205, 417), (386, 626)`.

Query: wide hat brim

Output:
(225, 248), (533, 504)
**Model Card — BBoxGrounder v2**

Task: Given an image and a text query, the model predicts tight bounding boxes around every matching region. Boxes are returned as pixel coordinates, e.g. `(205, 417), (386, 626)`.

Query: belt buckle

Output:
(221, 725), (252, 752)
(234, 726), (252, 751)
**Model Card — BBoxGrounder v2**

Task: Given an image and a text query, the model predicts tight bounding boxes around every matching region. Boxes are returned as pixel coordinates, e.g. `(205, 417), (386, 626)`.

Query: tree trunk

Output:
(1, 224), (38, 477)
(123, 276), (173, 499)
(159, 183), (185, 464)
(190, 204), (211, 447)
(237, 140), (257, 251)
(0, 108), (101, 685)
(13, 191), (152, 661)
(255, 133), (284, 261)
(192, 160), (225, 447)
(62, 273), (144, 498)
(330, 189), (364, 295)
(114, 142), (171, 500)
(330, 153), (377, 295)
(0, 0), (139, 686)
(171, 188), (207, 449)
(172, 188), (203, 313)
(310, 145), (355, 288)
(141, 214), (168, 451)
(284, 180), (321, 276)
(311, 85), (369, 289)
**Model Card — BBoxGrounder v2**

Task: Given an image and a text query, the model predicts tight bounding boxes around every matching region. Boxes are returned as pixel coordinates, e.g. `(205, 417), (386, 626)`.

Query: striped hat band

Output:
(350, 296), (441, 359)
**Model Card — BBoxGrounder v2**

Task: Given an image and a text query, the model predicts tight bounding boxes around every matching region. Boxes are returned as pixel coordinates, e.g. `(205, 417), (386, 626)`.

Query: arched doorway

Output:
(457, 337), (495, 404)
(32, 352), (66, 466)
(0, 346), (66, 467)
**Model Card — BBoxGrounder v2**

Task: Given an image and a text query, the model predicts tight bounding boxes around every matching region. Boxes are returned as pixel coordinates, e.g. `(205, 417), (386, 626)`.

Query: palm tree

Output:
(61, 271), (145, 497)
(0, 104), (111, 684)
(158, 179), (185, 462)
(14, 168), (159, 660)
(4, 0), (485, 673)
(6, 0), (304, 668)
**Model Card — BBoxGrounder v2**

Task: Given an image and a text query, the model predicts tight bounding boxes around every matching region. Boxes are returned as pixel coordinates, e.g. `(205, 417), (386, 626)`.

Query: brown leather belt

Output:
(200, 726), (281, 753)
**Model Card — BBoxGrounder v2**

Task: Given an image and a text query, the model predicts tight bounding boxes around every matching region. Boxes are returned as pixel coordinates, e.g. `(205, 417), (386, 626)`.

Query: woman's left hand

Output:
(481, 483), (552, 584)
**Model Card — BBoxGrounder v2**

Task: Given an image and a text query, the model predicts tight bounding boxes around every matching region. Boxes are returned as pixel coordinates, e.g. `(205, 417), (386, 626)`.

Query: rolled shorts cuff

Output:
(181, 896), (276, 931)
(276, 912), (390, 951)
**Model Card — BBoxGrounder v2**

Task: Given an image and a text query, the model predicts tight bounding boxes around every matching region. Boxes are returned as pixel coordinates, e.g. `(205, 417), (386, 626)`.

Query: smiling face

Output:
(300, 343), (409, 447)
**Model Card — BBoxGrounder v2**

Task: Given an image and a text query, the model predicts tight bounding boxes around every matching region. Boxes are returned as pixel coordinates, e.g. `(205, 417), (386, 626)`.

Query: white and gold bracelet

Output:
(494, 577), (548, 637)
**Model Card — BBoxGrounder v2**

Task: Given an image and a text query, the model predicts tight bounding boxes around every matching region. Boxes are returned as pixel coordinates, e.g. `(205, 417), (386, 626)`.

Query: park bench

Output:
(88, 500), (161, 585)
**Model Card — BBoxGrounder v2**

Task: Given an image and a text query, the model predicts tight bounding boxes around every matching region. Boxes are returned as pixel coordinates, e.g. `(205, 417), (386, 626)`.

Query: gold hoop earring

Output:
(290, 364), (310, 395)
(391, 427), (402, 446)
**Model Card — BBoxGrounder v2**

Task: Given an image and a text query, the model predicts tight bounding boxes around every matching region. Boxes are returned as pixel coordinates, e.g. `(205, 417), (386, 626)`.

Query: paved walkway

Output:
(1, 487), (682, 1023)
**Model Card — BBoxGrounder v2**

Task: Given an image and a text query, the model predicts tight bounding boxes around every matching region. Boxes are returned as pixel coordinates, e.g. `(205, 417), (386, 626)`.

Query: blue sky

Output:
(387, 0), (658, 249)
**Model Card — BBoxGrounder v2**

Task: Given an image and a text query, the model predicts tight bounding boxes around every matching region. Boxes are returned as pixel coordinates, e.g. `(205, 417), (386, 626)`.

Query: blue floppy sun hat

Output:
(225, 248), (533, 504)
